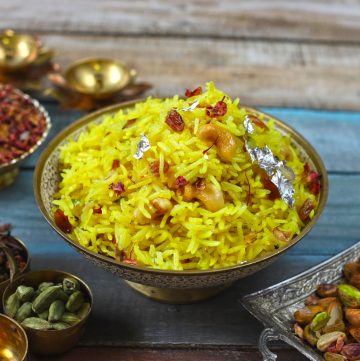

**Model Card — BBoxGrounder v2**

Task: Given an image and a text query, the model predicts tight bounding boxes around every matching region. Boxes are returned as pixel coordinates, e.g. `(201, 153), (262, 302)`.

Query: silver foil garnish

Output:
(180, 100), (199, 112)
(133, 134), (151, 160)
(243, 116), (295, 207)
(244, 115), (255, 134)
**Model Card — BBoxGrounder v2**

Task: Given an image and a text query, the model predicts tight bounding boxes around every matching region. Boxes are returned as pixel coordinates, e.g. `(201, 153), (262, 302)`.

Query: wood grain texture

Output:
(2, 0), (360, 43)
(28, 347), (308, 361)
(32, 34), (360, 110)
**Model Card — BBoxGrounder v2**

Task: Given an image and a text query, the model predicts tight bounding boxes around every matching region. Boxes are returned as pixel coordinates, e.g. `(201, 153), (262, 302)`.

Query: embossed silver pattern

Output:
(242, 241), (360, 361)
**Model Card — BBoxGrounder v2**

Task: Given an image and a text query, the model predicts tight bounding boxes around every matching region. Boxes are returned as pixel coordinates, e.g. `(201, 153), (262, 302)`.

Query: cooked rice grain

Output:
(53, 82), (317, 270)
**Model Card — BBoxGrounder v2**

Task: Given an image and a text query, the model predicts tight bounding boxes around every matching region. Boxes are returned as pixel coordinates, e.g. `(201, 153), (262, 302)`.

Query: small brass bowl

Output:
(2, 270), (93, 355)
(64, 58), (136, 99)
(0, 30), (39, 72)
(34, 101), (328, 303)
(0, 313), (28, 361)
(0, 237), (31, 306)
(0, 88), (51, 190)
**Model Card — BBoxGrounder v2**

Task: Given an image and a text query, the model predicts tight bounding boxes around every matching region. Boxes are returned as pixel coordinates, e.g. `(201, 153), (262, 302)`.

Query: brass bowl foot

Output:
(0, 167), (19, 190)
(124, 280), (233, 304)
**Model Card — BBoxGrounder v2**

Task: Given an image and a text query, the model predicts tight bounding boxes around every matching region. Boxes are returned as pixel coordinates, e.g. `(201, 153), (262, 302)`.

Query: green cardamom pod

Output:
(15, 302), (33, 323)
(32, 285), (62, 313)
(38, 309), (49, 320)
(5, 292), (20, 318)
(32, 289), (40, 300)
(63, 277), (80, 294)
(51, 322), (70, 330)
(48, 300), (65, 322)
(66, 290), (84, 312)
(77, 302), (91, 319)
(58, 289), (70, 302)
(61, 312), (80, 325)
(16, 285), (34, 302)
(38, 282), (54, 292)
(22, 317), (51, 330)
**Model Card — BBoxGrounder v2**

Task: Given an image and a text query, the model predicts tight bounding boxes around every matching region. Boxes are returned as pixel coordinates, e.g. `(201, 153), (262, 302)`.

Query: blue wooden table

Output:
(1, 101), (359, 361)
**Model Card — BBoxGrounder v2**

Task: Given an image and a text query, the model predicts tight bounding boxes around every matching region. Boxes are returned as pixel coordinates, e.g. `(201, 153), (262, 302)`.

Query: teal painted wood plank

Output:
(22, 102), (360, 172)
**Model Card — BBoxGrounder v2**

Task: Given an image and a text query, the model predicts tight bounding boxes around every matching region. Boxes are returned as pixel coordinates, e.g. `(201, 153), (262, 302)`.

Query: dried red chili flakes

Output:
(165, 109), (185, 132)
(0, 84), (48, 165)
(112, 159), (120, 169)
(247, 114), (268, 130)
(206, 96), (227, 118)
(185, 86), (202, 97)
(54, 209), (73, 233)
(93, 207), (102, 214)
(109, 182), (125, 195)
(175, 176), (188, 186)
(298, 198), (315, 222)
(150, 160), (169, 176)
(302, 163), (321, 195)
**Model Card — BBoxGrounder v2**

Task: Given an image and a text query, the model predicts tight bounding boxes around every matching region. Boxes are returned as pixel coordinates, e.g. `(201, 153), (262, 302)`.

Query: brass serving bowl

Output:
(0, 30), (39, 72)
(0, 313), (28, 361)
(34, 101), (328, 303)
(0, 89), (51, 189)
(0, 237), (31, 305)
(64, 58), (136, 99)
(2, 270), (93, 355)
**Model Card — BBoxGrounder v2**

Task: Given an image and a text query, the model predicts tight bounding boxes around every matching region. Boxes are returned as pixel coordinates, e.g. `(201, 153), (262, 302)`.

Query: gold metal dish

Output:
(0, 30), (39, 72)
(2, 270), (93, 355)
(0, 89), (51, 190)
(34, 101), (328, 303)
(0, 237), (31, 305)
(0, 314), (28, 361)
(64, 58), (136, 99)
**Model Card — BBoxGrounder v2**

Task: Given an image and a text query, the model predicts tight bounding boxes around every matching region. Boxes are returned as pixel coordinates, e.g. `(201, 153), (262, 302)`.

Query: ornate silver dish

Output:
(241, 240), (360, 361)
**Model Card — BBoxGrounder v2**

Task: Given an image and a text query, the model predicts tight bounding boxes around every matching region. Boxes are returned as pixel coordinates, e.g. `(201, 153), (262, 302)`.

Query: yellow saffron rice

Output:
(53, 82), (318, 270)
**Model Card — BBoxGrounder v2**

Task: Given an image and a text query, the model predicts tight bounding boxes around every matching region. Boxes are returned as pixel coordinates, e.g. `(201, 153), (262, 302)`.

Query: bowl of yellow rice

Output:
(34, 82), (328, 303)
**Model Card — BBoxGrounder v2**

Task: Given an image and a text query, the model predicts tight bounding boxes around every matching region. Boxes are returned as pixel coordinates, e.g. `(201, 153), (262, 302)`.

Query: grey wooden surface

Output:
(1, 103), (359, 349)
(3, 0), (360, 110)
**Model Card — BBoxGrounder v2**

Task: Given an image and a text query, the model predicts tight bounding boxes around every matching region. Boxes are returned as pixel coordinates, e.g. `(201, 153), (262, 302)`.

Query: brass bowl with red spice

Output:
(0, 224), (31, 302)
(0, 84), (51, 189)
(34, 96), (328, 304)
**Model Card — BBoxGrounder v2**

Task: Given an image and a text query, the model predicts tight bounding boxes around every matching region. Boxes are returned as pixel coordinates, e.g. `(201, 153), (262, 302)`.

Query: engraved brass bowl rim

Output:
(63, 57), (136, 97)
(0, 236), (31, 299)
(0, 88), (52, 175)
(0, 313), (28, 361)
(0, 29), (39, 71)
(33, 99), (328, 280)
(2, 269), (93, 355)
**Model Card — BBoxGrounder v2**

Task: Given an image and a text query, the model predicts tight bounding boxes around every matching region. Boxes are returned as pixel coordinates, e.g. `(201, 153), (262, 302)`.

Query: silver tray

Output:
(241, 240), (360, 361)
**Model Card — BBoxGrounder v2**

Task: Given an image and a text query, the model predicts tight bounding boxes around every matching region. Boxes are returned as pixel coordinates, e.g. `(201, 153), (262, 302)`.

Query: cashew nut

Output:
(133, 198), (173, 224)
(151, 198), (173, 215)
(182, 180), (224, 212)
(198, 124), (238, 162)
